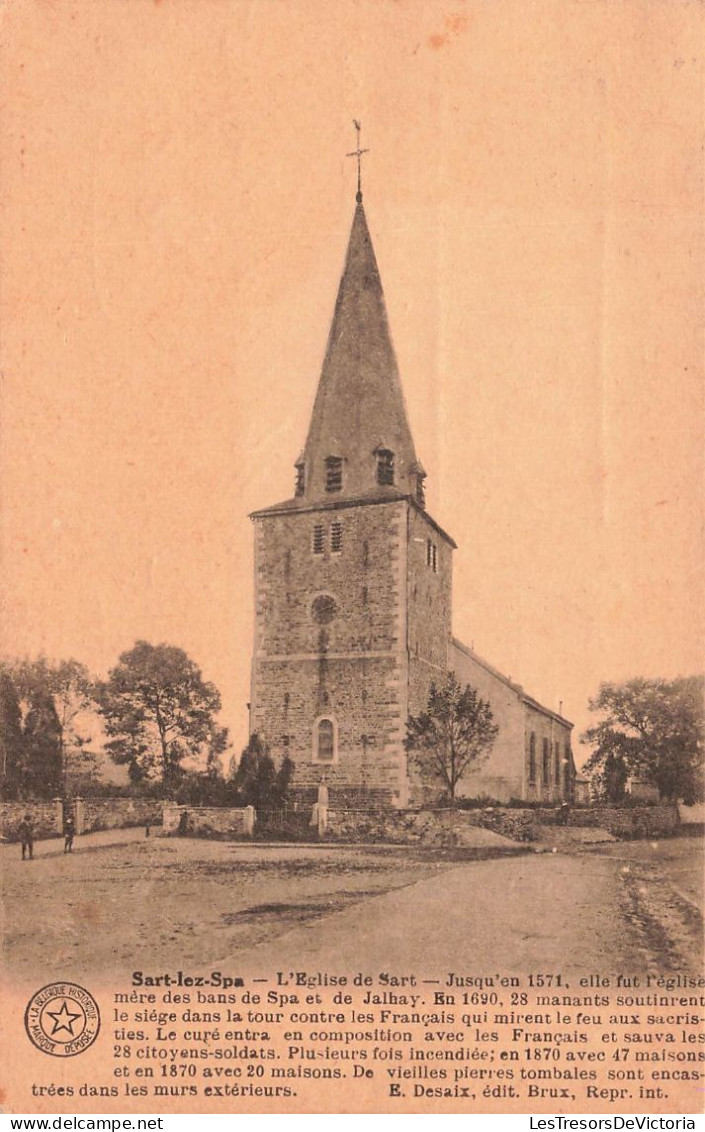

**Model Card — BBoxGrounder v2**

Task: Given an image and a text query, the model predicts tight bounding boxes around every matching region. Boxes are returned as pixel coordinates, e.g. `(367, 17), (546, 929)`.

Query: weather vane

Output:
(347, 119), (369, 203)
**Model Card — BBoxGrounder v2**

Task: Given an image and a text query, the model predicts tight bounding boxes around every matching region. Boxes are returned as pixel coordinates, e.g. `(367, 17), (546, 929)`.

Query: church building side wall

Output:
(523, 702), (573, 804)
(449, 641), (526, 802)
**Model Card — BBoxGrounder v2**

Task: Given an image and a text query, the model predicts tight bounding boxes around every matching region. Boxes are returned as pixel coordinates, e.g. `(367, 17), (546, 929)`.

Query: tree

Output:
(21, 688), (63, 798)
(232, 733), (295, 808)
(0, 666), (26, 796)
(600, 751), (629, 803)
(10, 657), (97, 796)
(581, 677), (705, 803)
(96, 641), (227, 790)
(405, 673), (499, 803)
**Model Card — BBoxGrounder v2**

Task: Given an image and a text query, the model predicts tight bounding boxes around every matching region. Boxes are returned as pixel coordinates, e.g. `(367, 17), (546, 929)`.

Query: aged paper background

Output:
(1, 0), (703, 1117)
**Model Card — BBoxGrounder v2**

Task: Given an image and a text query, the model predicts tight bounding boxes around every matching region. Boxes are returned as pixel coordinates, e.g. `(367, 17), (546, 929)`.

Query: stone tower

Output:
(249, 193), (455, 806)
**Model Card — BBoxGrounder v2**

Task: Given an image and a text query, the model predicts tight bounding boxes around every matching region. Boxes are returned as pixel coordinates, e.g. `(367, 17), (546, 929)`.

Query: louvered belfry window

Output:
(325, 456), (343, 492)
(376, 448), (395, 486)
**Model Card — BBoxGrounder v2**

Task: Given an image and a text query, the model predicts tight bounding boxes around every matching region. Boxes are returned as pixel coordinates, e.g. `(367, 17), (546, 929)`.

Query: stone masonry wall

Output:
(323, 807), (482, 847)
(324, 804), (681, 845)
(250, 501), (409, 802)
(535, 803), (680, 839)
(0, 797), (164, 840)
(406, 505), (453, 713)
(163, 804), (254, 838)
(76, 797), (163, 834)
(0, 799), (63, 840)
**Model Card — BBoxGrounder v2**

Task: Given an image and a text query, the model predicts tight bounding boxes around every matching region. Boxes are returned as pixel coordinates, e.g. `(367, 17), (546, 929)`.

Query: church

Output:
(249, 176), (574, 808)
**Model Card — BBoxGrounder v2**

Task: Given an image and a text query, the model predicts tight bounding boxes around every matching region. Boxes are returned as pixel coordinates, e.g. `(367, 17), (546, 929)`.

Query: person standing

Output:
(63, 813), (75, 853)
(18, 814), (34, 860)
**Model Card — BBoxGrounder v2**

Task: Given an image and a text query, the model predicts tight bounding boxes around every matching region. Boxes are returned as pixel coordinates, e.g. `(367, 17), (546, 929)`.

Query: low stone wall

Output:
(463, 808), (538, 842)
(323, 807), (535, 846)
(290, 786), (395, 810)
(75, 797), (163, 834)
(162, 804), (255, 839)
(678, 803), (705, 826)
(0, 797), (164, 841)
(585, 804), (679, 839)
(0, 799), (63, 841)
(534, 804), (680, 839)
(324, 803), (681, 845)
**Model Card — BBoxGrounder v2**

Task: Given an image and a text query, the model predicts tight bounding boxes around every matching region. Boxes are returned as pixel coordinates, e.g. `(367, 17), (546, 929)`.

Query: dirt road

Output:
(2, 834), (701, 985)
(245, 840), (703, 980)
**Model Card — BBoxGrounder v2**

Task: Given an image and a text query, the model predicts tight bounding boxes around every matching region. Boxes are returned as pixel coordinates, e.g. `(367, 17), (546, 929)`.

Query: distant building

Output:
(625, 778), (660, 803)
(249, 184), (574, 806)
(573, 775), (591, 805)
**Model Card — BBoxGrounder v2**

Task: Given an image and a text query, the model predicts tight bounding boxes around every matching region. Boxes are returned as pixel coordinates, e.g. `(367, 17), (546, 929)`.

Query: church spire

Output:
(299, 172), (423, 506)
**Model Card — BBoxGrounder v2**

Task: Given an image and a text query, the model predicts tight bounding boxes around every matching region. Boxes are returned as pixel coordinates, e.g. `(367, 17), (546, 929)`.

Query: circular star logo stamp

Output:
(24, 982), (100, 1057)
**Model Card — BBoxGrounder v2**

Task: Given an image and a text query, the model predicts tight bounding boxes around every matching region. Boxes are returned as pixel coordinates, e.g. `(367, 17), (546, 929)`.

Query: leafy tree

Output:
(21, 688), (63, 798)
(11, 657), (97, 796)
(232, 733), (295, 808)
(599, 751), (629, 803)
(405, 673), (499, 803)
(0, 666), (25, 796)
(581, 677), (705, 803)
(275, 753), (295, 804)
(96, 641), (227, 790)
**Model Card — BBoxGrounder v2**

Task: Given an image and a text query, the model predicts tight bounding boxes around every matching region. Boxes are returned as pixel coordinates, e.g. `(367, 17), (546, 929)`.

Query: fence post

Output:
(73, 797), (85, 835)
(162, 803), (181, 835)
(317, 803), (328, 838)
(53, 797), (64, 835)
(244, 806), (255, 837)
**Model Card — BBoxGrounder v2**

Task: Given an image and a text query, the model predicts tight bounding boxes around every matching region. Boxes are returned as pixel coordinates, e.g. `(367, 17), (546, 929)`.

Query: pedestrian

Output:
(63, 813), (75, 853)
(18, 813), (34, 861)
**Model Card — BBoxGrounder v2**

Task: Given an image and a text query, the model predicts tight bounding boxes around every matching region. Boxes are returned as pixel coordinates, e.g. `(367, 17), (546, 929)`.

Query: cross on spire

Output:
(346, 119), (369, 203)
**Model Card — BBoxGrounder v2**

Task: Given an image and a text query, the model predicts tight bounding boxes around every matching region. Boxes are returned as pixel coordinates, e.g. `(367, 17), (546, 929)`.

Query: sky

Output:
(1, 0), (703, 769)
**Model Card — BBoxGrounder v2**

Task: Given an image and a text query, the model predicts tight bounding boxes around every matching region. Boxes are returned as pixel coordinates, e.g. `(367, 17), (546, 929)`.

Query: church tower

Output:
(249, 180), (456, 807)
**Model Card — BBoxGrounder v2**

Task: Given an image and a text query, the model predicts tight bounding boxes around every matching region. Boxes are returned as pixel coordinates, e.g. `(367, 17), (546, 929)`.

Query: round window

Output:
(311, 594), (337, 624)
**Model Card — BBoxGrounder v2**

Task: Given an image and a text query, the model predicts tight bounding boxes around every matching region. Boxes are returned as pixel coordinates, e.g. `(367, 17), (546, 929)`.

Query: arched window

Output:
(542, 738), (550, 786)
(528, 734), (536, 785)
(314, 718), (337, 763)
(376, 448), (395, 486)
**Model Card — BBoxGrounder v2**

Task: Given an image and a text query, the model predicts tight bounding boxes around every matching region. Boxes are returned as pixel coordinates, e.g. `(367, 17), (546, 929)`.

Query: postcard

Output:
(1, 0), (702, 1117)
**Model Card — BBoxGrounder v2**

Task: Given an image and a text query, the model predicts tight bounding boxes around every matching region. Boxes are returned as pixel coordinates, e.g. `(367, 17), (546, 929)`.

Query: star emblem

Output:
(45, 1000), (83, 1038)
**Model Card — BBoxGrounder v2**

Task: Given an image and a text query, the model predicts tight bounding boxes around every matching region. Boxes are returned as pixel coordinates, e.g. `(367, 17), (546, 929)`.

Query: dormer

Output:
(294, 455), (306, 497)
(375, 447), (395, 487)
